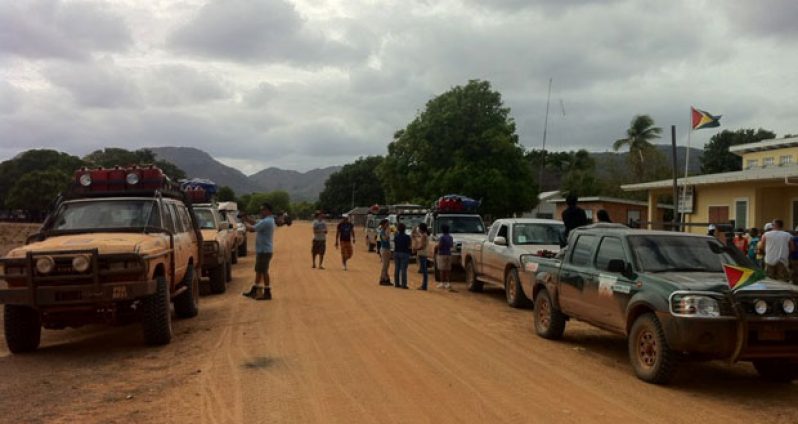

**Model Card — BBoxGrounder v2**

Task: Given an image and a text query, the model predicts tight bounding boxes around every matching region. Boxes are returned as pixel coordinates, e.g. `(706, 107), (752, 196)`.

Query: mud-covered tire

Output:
(753, 360), (797, 383)
(209, 263), (226, 294)
(465, 260), (483, 292)
(4, 305), (41, 353)
(225, 257), (233, 282)
(628, 313), (678, 384)
(238, 239), (247, 257)
(534, 289), (566, 340)
(173, 266), (199, 319)
(231, 247), (238, 264)
(505, 268), (530, 308)
(141, 276), (173, 346)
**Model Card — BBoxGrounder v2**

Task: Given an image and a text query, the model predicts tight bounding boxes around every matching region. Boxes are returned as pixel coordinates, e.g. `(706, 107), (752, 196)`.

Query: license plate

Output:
(758, 327), (785, 341)
(112, 286), (128, 300)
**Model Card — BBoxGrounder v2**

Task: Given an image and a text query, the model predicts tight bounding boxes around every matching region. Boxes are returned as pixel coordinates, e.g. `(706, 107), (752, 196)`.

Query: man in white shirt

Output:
(312, 211), (328, 269)
(758, 219), (793, 282)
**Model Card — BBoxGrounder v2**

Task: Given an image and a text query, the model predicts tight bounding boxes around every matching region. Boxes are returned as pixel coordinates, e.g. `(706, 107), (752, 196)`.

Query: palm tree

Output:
(613, 114), (662, 180)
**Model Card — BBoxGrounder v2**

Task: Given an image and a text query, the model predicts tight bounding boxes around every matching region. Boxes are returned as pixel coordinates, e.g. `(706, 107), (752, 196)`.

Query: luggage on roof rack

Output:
(180, 178), (218, 203)
(71, 165), (180, 197)
(433, 194), (480, 213)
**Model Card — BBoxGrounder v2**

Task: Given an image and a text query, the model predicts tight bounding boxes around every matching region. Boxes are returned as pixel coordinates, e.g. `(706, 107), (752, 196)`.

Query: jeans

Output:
(394, 252), (410, 287)
(418, 255), (429, 289)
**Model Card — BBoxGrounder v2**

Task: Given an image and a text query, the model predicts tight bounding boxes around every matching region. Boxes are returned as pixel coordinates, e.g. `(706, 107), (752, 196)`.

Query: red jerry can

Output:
(90, 168), (110, 191)
(140, 166), (163, 190)
(107, 167), (126, 191)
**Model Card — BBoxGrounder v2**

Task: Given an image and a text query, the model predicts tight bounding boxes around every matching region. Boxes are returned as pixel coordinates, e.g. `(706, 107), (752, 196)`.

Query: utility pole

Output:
(670, 125), (679, 231)
(538, 78), (553, 188)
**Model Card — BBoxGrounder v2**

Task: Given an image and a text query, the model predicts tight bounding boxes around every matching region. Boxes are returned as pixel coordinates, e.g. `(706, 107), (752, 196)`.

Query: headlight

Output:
(79, 173), (92, 186)
(782, 299), (795, 314)
(72, 255), (91, 273)
(672, 294), (720, 317)
(126, 172), (140, 185)
(754, 299), (768, 315)
(36, 256), (55, 274)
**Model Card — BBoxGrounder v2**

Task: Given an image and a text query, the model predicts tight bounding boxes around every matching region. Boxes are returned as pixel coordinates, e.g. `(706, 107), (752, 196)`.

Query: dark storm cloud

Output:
(0, 0), (131, 60)
(167, 0), (368, 66)
(722, 0), (798, 38)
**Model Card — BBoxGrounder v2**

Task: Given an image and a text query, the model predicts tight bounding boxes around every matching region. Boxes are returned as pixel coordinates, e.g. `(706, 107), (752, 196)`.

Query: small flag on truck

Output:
(723, 264), (765, 291)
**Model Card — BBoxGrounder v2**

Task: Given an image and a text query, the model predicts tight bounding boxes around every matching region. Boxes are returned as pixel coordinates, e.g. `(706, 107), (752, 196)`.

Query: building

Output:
(522, 190), (560, 219)
(344, 206), (370, 226)
(550, 196), (672, 227)
(622, 136), (798, 233)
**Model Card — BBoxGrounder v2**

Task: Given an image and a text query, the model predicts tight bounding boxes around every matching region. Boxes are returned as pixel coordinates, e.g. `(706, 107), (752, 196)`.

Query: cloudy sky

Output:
(2, 0), (797, 173)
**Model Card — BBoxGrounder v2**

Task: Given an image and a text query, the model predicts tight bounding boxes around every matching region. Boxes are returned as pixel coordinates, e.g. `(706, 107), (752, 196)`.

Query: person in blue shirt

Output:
(393, 223), (412, 289)
(435, 224), (455, 291)
(242, 203), (277, 300)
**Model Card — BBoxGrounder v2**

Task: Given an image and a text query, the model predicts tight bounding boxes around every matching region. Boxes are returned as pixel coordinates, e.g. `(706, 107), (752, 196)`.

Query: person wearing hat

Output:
(312, 211), (328, 269)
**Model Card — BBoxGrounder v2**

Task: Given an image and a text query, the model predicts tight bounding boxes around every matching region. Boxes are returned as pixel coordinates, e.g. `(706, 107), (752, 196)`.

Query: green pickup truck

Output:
(520, 224), (798, 384)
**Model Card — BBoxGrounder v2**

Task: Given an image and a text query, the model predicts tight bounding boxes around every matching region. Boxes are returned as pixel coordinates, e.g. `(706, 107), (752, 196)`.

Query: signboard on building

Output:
(678, 186), (694, 214)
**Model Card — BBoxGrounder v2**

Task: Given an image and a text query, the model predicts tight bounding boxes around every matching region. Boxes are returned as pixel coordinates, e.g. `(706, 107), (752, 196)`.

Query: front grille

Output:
(735, 292), (798, 318)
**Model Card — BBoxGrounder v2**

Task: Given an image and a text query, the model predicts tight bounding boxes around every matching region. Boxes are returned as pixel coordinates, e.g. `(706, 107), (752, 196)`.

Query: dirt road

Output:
(0, 221), (795, 423)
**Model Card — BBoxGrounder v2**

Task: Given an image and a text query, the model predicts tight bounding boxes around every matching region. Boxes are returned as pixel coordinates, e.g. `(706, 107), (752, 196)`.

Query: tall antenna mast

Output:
(538, 78), (553, 186)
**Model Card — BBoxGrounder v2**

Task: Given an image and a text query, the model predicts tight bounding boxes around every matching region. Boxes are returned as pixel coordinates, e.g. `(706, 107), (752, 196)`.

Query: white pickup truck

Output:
(460, 218), (565, 307)
(424, 212), (487, 281)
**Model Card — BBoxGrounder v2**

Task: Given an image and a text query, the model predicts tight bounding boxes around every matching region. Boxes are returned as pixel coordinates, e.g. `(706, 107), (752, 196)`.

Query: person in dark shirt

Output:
(335, 216), (356, 271)
(561, 194), (589, 240)
(393, 223), (412, 289)
(597, 209), (611, 223)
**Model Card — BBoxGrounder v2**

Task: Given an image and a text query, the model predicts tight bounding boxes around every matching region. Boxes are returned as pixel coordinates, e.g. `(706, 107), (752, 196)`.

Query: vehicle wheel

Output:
(231, 247), (238, 264)
(238, 240), (248, 257)
(505, 268), (530, 308)
(173, 266), (199, 318)
(753, 360), (797, 383)
(209, 264), (226, 294)
(534, 289), (566, 340)
(465, 260), (483, 292)
(141, 275), (173, 346)
(4, 305), (41, 353)
(225, 258), (233, 283)
(628, 313), (678, 384)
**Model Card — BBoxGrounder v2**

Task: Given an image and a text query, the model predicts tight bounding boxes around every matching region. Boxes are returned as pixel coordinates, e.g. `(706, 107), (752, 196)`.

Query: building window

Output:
(746, 159), (758, 169)
(735, 200), (748, 230)
(628, 210), (641, 227)
(585, 209), (593, 221)
(780, 155), (793, 166)
(763, 157), (775, 167)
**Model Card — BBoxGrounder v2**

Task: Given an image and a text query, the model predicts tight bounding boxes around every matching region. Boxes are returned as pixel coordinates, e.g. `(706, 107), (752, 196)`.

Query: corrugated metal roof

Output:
(622, 164), (798, 191)
(729, 136), (798, 156)
(548, 196), (673, 209)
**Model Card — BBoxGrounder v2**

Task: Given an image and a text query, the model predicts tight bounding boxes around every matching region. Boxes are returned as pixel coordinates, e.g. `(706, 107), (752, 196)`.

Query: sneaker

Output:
(312, 264), (316, 269)
(380, 280), (392, 286)
(401, 286), (409, 290)
(256, 288), (272, 301)
(436, 283), (444, 289)
(319, 265), (325, 270)
(343, 264), (348, 271)
(242, 285), (257, 298)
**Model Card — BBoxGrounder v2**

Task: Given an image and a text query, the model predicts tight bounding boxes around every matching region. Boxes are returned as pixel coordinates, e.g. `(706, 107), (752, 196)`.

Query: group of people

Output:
(375, 218), (455, 291)
(726, 219), (798, 284)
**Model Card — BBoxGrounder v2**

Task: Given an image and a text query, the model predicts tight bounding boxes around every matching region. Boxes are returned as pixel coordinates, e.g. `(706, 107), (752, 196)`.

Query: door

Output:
(592, 236), (635, 331)
(558, 234), (598, 317)
(168, 203), (188, 281)
(708, 206), (729, 225)
(734, 200), (748, 230)
(483, 224), (509, 281)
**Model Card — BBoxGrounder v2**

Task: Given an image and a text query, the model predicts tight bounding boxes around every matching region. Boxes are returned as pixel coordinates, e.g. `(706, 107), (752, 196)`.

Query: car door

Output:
(483, 223), (509, 282)
(557, 234), (599, 319)
(178, 204), (198, 270)
(168, 202), (188, 282)
(593, 236), (636, 331)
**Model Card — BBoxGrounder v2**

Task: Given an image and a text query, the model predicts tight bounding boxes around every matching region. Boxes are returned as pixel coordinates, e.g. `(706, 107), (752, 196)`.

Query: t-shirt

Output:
(394, 232), (412, 254)
(748, 237), (760, 260)
(733, 236), (748, 253)
(379, 228), (391, 250)
(438, 234), (454, 256)
(313, 220), (327, 241)
(253, 216), (275, 254)
(337, 222), (354, 242)
(562, 206), (589, 238)
(763, 230), (792, 266)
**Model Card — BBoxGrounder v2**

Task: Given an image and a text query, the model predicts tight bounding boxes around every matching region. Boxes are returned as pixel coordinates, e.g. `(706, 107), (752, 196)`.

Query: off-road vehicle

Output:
(192, 203), (237, 294)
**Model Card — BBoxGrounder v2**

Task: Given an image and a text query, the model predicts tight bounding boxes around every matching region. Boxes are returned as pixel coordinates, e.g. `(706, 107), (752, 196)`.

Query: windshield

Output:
(513, 223), (565, 246)
(52, 200), (160, 231)
(435, 216), (485, 234)
(398, 214), (425, 230)
(194, 209), (218, 229)
(629, 235), (750, 273)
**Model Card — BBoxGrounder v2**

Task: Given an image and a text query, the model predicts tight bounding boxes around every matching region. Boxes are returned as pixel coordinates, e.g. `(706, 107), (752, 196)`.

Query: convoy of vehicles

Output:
(461, 218), (565, 307)
(521, 224), (798, 384)
(218, 201), (247, 259)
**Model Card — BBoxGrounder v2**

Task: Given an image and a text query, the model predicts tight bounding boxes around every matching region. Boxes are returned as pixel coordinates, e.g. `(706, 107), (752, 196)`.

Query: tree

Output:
(6, 170), (71, 219)
(83, 148), (187, 180)
(217, 186), (236, 202)
(377, 80), (537, 218)
(700, 128), (776, 174)
(245, 191), (291, 215)
(613, 115), (662, 181)
(319, 156), (386, 214)
(526, 149), (600, 193)
(0, 149), (85, 209)
(291, 201), (317, 220)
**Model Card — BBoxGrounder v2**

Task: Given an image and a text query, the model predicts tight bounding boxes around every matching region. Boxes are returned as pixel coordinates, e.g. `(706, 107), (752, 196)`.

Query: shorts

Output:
(255, 253), (273, 274)
(312, 240), (327, 255)
(436, 255), (452, 272)
(766, 262), (790, 282)
(339, 240), (353, 260)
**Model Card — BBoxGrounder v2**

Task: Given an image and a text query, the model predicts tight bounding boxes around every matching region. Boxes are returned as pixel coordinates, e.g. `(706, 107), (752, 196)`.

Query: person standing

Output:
(435, 224), (455, 291)
(335, 215), (356, 271)
(597, 209), (612, 223)
(791, 229), (798, 285)
(733, 229), (749, 253)
(748, 228), (761, 267)
(758, 220), (793, 282)
(378, 219), (392, 286)
(393, 223), (411, 289)
(412, 223), (430, 290)
(312, 211), (327, 269)
(561, 194), (589, 240)
(242, 203), (277, 301)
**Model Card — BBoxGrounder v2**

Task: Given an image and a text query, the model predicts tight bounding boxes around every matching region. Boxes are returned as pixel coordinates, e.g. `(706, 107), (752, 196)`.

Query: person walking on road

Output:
(335, 215), (356, 271)
(312, 211), (327, 269)
(378, 219), (392, 286)
(758, 219), (793, 282)
(393, 223), (411, 289)
(241, 203), (277, 301)
(412, 223), (430, 290)
(562, 194), (589, 240)
(435, 224), (455, 291)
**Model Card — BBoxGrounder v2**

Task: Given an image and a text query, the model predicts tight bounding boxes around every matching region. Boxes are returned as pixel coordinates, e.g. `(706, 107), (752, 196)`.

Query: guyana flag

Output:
(723, 264), (765, 291)
(691, 107), (721, 130)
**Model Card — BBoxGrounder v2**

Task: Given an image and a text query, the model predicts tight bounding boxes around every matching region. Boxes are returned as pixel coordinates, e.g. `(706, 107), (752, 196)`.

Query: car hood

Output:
(201, 229), (221, 242)
(516, 244), (561, 255)
(451, 233), (487, 243)
(641, 271), (798, 293)
(5, 233), (169, 258)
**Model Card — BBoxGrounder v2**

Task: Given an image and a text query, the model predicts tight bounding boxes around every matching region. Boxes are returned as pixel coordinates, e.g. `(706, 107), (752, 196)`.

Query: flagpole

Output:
(680, 108), (693, 231)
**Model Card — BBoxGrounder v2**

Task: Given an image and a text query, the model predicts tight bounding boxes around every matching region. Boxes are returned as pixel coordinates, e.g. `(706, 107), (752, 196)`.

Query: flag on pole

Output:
(691, 107), (721, 130)
(723, 264), (765, 291)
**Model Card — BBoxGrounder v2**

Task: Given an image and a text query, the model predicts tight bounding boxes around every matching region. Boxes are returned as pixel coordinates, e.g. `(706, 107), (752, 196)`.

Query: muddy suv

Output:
(218, 201), (247, 258)
(0, 166), (202, 352)
(193, 204), (237, 294)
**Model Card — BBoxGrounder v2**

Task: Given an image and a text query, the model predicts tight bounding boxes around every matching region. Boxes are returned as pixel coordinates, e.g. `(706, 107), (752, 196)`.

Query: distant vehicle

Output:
(387, 210), (428, 256)
(218, 201), (247, 258)
(424, 211), (487, 281)
(461, 218), (565, 307)
(365, 205), (390, 252)
(192, 203), (237, 294)
(0, 165), (202, 352)
(522, 224), (798, 384)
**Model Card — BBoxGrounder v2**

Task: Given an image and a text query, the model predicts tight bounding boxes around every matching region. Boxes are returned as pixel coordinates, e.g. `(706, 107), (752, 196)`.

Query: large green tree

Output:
(83, 148), (187, 180)
(5, 170), (71, 216)
(700, 128), (776, 174)
(613, 115), (662, 181)
(377, 80), (537, 218)
(526, 149), (600, 194)
(319, 156), (386, 214)
(245, 191), (291, 215)
(0, 149), (85, 209)
(217, 186), (236, 202)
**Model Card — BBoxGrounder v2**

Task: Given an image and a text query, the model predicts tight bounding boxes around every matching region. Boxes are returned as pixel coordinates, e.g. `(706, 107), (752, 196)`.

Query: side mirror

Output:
(607, 259), (627, 274)
(494, 236), (508, 246)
